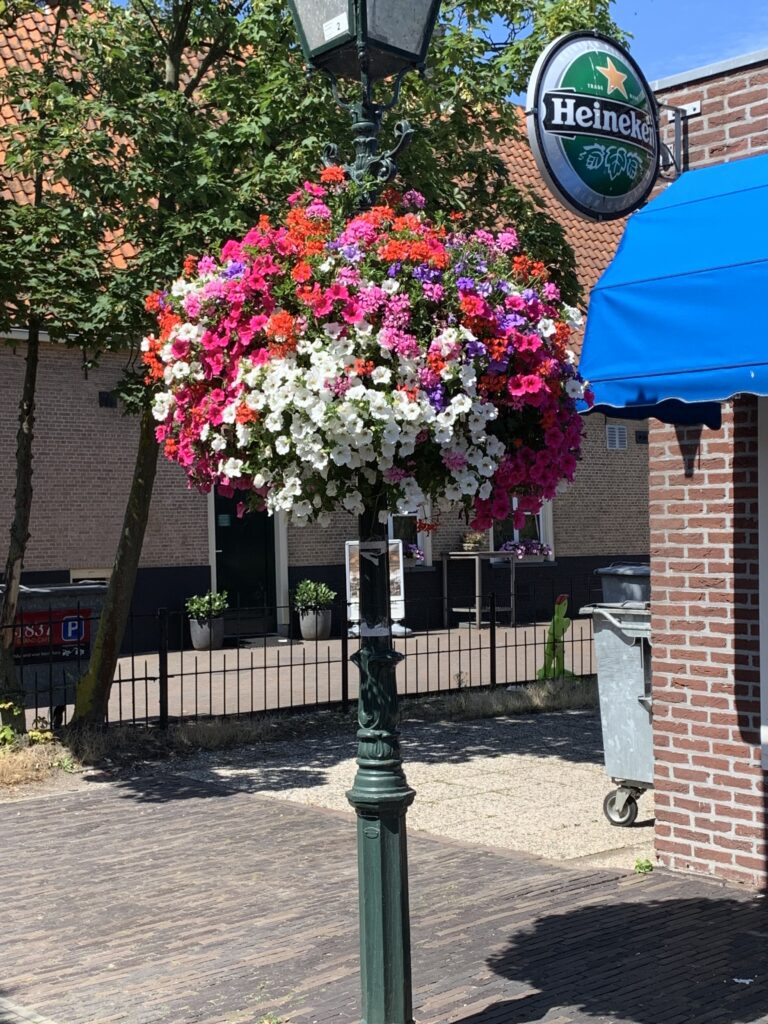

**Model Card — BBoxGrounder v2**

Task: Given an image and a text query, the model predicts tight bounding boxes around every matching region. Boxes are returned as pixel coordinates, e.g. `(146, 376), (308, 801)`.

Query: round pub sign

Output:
(526, 32), (659, 221)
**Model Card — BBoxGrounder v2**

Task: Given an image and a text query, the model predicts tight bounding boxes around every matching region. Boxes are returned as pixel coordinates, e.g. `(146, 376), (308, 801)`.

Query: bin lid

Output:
(580, 601), (651, 640)
(594, 563), (650, 577)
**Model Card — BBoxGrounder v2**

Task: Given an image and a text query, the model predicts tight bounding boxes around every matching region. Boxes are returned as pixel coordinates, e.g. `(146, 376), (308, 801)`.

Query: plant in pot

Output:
(186, 590), (228, 651)
(499, 539), (553, 561)
(294, 580), (336, 641)
(462, 530), (487, 552)
(403, 543), (425, 566)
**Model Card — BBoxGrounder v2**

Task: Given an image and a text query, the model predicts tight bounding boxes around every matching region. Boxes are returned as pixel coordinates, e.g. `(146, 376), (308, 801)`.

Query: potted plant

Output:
(186, 590), (228, 650)
(294, 580), (336, 641)
(499, 539), (552, 561)
(462, 530), (487, 552)
(403, 543), (425, 566)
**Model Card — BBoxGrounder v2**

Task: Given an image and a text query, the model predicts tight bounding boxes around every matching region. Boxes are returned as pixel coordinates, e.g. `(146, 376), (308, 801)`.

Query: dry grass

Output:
(1, 676), (598, 784)
(0, 742), (69, 788)
(64, 713), (292, 766)
(405, 676), (599, 722)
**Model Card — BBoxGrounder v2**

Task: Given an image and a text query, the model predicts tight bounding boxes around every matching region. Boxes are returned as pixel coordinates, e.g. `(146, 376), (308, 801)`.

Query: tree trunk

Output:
(0, 320), (40, 734)
(71, 406), (159, 726)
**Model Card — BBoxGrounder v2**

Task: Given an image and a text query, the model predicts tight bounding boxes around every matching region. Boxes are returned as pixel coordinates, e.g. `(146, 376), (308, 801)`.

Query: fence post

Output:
(489, 593), (497, 689)
(158, 607), (169, 730)
(340, 600), (349, 713)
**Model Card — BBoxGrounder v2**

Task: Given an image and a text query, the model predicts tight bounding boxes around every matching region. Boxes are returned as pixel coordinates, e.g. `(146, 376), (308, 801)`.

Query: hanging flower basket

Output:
(142, 170), (591, 532)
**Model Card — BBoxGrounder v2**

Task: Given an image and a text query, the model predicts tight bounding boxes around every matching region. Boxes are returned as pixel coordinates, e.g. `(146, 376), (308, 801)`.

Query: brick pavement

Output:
(2, 767), (767, 1024)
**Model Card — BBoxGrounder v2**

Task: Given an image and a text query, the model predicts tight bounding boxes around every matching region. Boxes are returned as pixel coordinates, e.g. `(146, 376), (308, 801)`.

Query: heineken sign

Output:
(527, 32), (660, 221)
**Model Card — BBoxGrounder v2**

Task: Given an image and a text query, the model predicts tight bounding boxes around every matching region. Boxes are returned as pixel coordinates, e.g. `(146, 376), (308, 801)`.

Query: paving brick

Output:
(1, 772), (766, 1024)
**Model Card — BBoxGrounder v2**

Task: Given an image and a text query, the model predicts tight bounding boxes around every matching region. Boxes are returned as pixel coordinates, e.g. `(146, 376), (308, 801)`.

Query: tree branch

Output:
(183, 0), (249, 97)
(133, 0), (170, 54)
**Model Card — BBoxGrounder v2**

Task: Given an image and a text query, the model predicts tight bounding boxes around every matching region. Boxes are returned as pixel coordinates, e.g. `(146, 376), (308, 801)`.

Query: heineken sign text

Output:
(527, 33), (660, 221)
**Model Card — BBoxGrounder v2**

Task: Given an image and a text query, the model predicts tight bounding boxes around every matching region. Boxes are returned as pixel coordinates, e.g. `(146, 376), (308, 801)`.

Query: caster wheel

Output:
(603, 789), (639, 827)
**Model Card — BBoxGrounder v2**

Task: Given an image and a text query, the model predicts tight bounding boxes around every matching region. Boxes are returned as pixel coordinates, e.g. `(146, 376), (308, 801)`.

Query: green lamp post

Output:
(285, 4), (441, 1023)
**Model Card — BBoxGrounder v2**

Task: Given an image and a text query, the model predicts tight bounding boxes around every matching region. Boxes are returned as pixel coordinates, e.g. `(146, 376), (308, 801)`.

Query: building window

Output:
(606, 423), (628, 450)
(388, 511), (433, 566)
(490, 500), (554, 557)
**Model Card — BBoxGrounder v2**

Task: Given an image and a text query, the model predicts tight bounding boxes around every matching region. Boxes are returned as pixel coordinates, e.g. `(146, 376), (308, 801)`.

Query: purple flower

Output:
(465, 339), (486, 358)
(426, 385), (446, 411)
(402, 190), (426, 210)
(387, 262), (402, 278)
(497, 312), (525, 332)
(224, 260), (244, 279)
(412, 264), (443, 283)
(456, 276), (475, 292)
(341, 243), (363, 263)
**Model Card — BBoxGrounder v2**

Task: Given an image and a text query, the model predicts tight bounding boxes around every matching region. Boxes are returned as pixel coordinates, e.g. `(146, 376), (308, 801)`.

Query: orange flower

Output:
(265, 310), (296, 342)
(158, 309), (181, 342)
(396, 384), (419, 402)
(348, 358), (375, 377)
(236, 404), (259, 424)
(292, 262), (313, 283)
(320, 165), (346, 183)
(183, 254), (198, 277)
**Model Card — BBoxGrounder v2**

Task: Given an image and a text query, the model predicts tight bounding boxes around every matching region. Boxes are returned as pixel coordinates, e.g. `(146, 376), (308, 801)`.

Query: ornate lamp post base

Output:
(348, 511), (415, 1024)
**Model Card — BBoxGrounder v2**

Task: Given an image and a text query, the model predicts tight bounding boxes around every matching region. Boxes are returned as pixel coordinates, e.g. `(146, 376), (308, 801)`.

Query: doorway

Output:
(214, 493), (276, 632)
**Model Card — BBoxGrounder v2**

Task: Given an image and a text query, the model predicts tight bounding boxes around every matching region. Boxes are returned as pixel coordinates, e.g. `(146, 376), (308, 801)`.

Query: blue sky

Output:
(611, 0), (768, 83)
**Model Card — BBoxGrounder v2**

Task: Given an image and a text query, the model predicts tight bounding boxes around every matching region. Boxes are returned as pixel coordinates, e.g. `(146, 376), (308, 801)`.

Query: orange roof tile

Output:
(497, 120), (626, 299)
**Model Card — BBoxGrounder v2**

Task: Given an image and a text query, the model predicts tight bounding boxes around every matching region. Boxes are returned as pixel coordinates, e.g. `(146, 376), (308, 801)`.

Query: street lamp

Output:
(288, 0), (441, 200)
(286, 4), (442, 1024)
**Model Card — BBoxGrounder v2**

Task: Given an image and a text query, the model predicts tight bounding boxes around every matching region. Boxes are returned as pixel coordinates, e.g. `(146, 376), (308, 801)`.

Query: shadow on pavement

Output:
(79, 710), (605, 804)
(457, 895), (768, 1024)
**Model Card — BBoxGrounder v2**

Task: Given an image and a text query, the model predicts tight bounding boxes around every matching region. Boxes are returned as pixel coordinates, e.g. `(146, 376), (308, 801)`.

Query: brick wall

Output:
(650, 401), (765, 887)
(554, 414), (648, 557)
(0, 341), (209, 574)
(657, 60), (768, 168)
(646, 58), (768, 886)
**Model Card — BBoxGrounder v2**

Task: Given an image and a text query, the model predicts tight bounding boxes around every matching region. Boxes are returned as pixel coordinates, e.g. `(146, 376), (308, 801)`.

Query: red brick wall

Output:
(657, 61), (768, 168)
(650, 402), (766, 886)
(648, 60), (768, 886)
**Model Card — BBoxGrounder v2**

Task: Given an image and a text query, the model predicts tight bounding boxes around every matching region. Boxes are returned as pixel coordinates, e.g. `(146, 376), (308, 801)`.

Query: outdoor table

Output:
(442, 551), (520, 629)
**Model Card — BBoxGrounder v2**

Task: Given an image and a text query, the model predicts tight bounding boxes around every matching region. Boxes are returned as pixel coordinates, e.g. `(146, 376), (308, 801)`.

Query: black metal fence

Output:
(5, 583), (600, 730)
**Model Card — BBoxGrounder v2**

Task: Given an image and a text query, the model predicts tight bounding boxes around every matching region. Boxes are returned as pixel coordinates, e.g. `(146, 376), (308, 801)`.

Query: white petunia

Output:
(220, 457), (244, 478)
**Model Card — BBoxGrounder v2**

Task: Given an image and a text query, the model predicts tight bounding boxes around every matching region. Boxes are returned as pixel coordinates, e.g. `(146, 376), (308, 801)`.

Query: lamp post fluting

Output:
(286, 4), (442, 1022)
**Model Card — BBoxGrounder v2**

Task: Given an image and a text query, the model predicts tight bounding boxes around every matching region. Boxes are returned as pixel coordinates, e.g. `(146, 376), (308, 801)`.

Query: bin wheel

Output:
(603, 789), (639, 827)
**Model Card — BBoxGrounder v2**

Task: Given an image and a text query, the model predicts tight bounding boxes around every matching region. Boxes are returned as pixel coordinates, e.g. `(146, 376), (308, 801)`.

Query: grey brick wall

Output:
(555, 414), (649, 557)
(0, 341), (209, 574)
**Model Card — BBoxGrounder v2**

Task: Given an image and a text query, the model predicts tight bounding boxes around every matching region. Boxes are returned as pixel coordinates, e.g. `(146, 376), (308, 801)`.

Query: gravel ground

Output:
(164, 709), (655, 871)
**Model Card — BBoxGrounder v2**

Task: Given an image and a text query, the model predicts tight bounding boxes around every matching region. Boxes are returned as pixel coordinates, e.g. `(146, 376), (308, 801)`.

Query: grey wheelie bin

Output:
(581, 601), (652, 826)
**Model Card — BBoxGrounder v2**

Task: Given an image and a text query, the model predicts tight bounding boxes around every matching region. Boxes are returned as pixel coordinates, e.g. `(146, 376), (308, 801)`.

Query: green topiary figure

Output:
(538, 594), (575, 680)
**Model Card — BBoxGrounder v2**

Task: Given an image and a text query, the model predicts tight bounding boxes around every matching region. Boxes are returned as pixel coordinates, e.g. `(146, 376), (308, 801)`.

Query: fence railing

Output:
(4, 586), (599, 730)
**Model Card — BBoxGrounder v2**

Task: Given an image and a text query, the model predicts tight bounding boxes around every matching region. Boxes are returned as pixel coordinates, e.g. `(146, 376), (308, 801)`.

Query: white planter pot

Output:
(299, 609), (332, 641)
(189, 616), (225, 650)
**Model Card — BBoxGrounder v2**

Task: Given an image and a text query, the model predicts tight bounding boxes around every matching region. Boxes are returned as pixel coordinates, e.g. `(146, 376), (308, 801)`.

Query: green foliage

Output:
(0, 700), (21, 745)
(186, 590), (229, 620)
(53, 751), (78, 773)
(294, 580), (337, 614)
(0, 0), (625, 342)
(28, 715), (54, 744)
(634, 857), (654, 875)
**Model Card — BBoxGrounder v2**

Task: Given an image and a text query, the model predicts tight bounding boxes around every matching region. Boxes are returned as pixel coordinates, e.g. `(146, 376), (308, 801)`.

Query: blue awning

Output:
(579, 152), (768, 429)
